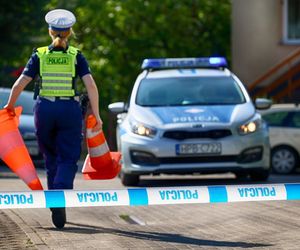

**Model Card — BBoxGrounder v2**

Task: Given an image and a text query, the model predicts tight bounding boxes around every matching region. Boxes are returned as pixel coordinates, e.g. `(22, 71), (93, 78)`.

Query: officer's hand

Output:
(92, 118), (103, 132)
(3, 104), (16, 116)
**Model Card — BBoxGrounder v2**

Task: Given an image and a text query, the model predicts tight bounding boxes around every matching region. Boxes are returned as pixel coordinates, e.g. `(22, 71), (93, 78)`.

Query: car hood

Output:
(131, 103), (255, 128)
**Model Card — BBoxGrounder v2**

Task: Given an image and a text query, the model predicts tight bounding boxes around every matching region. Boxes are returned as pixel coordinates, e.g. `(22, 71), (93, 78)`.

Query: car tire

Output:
(271, 146), (298, 174)
(120, 172), (140, 186)
(249, 169), (270, 181)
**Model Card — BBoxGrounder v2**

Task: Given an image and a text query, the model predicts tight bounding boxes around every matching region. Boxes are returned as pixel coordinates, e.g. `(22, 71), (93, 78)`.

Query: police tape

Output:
(0, 183), (300, 209)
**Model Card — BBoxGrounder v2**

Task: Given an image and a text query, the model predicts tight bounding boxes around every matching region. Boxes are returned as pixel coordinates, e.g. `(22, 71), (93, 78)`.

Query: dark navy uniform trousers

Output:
(34, 97), (82, 190)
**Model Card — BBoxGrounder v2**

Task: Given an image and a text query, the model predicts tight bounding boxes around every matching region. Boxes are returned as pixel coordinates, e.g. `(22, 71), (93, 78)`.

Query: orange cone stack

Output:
(0, 107), (43, 190)
(82, 114), (121, 180)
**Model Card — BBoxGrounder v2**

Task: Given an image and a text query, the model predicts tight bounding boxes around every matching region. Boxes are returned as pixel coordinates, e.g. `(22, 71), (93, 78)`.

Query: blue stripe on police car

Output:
(151, 106), (235, 124)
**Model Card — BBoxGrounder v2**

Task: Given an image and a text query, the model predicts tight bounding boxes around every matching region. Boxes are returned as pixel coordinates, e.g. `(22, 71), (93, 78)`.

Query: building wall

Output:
(232, 0), (298, 86)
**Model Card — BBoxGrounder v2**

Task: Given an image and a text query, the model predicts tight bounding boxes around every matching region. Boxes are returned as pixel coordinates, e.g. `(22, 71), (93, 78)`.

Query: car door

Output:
(264, 110), (300, 149)
(285, 111), (300, 152)
(263, 111), (291, 147)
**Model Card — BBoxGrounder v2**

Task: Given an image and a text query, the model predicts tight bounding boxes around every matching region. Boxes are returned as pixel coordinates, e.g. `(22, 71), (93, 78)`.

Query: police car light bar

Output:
(141, 57), (227, 70)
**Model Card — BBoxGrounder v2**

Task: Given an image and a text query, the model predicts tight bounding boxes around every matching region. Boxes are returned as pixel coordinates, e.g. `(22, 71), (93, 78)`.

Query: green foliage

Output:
(0, 1), (47, 64)
(0, 0), (231, 131)
(0, 0), (49, 82)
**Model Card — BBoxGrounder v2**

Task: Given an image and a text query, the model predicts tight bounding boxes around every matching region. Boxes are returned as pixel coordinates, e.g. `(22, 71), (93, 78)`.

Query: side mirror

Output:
(255, 98), (272, 110)
(108, 102), (127, 114)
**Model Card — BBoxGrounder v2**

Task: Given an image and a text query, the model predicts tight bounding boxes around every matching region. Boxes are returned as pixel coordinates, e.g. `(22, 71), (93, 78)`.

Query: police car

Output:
(109, 57), (272, 186)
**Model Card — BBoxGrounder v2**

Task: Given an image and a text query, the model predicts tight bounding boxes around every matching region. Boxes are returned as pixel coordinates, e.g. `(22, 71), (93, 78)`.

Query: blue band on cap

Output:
(49, 25), (71, 31)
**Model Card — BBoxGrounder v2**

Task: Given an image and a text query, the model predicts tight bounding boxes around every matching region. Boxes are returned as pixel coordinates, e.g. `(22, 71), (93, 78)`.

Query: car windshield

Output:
(0, 90), (34, 115)
(136, 76), (246, 106)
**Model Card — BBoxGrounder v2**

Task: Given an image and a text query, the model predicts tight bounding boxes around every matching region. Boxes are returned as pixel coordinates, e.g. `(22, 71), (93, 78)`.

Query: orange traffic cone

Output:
(82, 114), (121, 180)
(0, 107), (43, 190)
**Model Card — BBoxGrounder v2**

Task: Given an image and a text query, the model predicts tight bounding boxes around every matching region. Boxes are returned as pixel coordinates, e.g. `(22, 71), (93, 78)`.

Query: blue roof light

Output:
(141, 57), (227, 70)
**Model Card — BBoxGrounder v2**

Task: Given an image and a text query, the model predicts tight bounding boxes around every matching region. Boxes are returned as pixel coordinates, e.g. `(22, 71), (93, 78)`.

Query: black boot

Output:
(50, 208), (66, 229)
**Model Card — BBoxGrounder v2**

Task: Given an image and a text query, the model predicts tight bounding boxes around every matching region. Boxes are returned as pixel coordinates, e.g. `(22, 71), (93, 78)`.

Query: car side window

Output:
(0, 92), (9, 108)
(0, 90), (34, 115)
(290, 112), (300, 128)
(262, 111), (291, 127)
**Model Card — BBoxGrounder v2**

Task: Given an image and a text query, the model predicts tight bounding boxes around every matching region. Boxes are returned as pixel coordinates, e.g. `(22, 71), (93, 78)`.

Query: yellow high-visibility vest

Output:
(36, 46), (78, 97)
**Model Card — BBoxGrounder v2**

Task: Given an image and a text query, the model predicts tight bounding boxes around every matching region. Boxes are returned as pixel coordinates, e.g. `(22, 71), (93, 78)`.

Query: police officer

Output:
(4, 9), (102, 229)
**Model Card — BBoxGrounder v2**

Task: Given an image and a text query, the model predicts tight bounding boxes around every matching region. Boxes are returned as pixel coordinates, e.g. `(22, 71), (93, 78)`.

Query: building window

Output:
(283, 0), (300, 44)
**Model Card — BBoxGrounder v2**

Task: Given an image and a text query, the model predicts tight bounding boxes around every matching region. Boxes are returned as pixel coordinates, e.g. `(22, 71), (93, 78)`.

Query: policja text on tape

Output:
(1, 183), (300, 209)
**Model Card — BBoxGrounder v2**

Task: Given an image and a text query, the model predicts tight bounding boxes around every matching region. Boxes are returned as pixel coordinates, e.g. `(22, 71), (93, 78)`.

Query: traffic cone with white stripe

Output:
(0, 107), (43, 190)
(82, 114), (121, 180)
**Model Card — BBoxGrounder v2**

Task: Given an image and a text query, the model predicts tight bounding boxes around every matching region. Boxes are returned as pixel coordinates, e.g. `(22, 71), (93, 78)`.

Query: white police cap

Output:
(45, 9), (76, 31)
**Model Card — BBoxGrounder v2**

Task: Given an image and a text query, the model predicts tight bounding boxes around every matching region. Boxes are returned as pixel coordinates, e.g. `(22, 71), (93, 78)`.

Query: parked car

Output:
(109, 57), (272, 186)
(261, 104), (300, 174)
(0, 87), (43, 164)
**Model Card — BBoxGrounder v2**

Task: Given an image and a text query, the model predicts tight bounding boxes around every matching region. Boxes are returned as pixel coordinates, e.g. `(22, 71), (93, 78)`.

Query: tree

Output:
(0, 0), (49, 83)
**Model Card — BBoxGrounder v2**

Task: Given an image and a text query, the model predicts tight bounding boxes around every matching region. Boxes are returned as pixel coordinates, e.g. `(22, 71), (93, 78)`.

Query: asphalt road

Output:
(0, 165), (300, 249)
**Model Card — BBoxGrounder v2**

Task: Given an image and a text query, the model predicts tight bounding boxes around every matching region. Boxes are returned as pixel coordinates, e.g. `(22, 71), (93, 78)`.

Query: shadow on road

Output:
(49, 222), (272, 248)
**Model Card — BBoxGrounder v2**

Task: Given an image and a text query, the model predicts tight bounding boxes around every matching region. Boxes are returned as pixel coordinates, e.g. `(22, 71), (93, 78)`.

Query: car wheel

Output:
(249, 169), (270, 181)
(271, 146), (298, 174)
(120, 172), (140, 186)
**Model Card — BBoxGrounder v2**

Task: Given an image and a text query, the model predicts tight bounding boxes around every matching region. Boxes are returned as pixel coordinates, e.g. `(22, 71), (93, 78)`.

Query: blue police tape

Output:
(0, 183), (300, 209)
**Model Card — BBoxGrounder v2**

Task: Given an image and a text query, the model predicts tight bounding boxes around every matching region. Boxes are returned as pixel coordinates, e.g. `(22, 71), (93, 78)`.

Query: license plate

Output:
(176, 143), (222, 155)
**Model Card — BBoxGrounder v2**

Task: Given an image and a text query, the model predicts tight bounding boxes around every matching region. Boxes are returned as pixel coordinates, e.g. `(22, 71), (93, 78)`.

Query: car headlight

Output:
(238, 118), (262, 135)
(131, 121), (157, 138)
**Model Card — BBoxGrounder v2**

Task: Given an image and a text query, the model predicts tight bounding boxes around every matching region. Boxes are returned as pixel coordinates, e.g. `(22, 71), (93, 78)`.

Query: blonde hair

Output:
(49, 28), (73, 49)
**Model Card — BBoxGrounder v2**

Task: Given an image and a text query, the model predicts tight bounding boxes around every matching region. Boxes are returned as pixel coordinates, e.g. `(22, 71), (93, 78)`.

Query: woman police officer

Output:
(4, 9), (102, 229)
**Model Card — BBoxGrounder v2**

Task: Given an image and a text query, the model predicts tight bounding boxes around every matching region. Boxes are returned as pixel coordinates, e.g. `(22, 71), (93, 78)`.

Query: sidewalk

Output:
(0, 210), (36, 249)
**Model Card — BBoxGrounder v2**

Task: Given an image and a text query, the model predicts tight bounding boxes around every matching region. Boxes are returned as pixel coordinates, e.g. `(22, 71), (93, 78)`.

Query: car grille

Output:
(163, 129), (232, 140)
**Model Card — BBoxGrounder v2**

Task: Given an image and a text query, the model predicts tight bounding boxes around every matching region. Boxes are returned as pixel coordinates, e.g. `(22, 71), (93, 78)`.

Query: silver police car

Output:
(109, 57), (272, 186)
